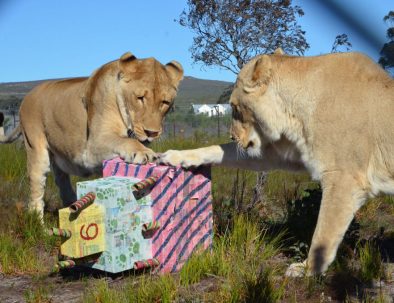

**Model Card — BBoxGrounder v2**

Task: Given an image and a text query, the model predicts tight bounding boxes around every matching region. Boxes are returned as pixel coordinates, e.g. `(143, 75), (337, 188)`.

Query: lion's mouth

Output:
(246, 141), (254, 149)
(141, 139), (151, 147)
(136, 134), (158, 146)
(128, 130), (149, 144)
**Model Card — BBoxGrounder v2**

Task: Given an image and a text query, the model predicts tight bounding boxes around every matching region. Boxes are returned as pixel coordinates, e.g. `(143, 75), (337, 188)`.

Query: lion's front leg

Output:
(90, 136), (157, 165)
(160, 144), (226, 167)
(286, 172), (367, 277)
(160, 142), (305, 172)
(160, 142), (265, 170)
(123, 146), (157, 164)
(117, 139), (157, 164)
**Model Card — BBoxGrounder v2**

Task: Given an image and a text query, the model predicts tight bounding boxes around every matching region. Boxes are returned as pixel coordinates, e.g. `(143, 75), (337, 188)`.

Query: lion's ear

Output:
(274, 48), (285, 55)
(119, 52), (138, 81)
(120, 52), (137, 62)
(274, 47), (286, 56)
(251, 55), (272, 86)
(165, 61), (184, 87)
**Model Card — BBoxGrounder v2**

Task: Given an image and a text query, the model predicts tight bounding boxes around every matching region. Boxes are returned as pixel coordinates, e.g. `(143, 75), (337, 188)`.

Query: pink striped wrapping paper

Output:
(103, 157), (213, 273)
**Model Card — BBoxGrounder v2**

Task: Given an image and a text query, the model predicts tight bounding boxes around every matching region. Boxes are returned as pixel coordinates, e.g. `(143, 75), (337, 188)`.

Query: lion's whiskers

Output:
(236, 141), (246, 160)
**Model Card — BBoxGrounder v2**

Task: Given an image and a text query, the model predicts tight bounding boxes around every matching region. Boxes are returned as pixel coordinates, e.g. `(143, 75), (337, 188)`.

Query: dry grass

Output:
(1, 138), (394, 302)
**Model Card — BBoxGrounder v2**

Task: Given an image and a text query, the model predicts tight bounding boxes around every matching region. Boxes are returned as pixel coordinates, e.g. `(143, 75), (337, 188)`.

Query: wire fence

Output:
(1, 110), (232, 140)
(162, 111), (232, 140)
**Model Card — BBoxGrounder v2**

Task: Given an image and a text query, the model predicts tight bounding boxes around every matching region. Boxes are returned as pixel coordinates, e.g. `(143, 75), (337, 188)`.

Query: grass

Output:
(0, 208), (57, 274)
(24, 285), (53, 303)
(83, 274), (178, 303)
(2, 137), (394, 302)
(357, 241), (384, 284)
(83, 215), (284, 303)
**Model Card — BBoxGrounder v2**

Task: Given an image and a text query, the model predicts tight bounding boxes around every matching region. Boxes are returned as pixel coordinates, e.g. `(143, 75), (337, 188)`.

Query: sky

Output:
(0, 0), (392, 83)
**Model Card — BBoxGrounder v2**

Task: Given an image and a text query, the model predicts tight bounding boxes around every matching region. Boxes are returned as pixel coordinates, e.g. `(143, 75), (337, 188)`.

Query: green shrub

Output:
(180, 215), (285, 302)
(83, 275), (178, 303)
(358, 241), (384, 284)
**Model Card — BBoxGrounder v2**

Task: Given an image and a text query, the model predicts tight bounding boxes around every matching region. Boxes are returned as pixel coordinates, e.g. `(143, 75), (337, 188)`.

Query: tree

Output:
(379, 11), (394, 75)
(331, 34), (352, 53)
(178, 0), (309, 74)
(217, 85), (233, 104)
(180, 0), (309, 213)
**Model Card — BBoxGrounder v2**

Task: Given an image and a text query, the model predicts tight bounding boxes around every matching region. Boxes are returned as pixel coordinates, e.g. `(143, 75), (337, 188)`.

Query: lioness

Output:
(160, 49), (394, 276)
(1, 52), (183, 219)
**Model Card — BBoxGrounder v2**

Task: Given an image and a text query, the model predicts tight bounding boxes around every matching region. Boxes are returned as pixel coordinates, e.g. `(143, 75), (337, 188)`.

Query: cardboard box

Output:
(58, 159), (213, 274)
(103, 158), (213, 273)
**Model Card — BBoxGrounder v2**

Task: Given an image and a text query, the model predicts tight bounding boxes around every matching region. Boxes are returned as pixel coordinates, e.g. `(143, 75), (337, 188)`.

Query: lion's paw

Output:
(127, 149), (157, 164)
(285, 261), (307, 278)
(159, 150), (204, 168)
(28, 201), (45, 223)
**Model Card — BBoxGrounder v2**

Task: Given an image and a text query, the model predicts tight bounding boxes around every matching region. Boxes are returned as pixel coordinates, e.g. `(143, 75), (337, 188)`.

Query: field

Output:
(2, 135), (394, 302)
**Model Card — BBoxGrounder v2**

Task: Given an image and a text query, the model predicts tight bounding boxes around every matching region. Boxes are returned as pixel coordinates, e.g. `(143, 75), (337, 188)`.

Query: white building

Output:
(191, 104), (231, 117)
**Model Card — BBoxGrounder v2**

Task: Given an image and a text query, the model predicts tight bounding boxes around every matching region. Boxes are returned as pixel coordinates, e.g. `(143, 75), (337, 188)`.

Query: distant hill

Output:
(174, 76), (232, 109)
(0, 76), (233, 111)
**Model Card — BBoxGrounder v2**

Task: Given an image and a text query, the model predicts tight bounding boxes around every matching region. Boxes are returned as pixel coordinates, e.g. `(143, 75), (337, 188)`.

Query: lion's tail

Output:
(0, 125), (22, 143)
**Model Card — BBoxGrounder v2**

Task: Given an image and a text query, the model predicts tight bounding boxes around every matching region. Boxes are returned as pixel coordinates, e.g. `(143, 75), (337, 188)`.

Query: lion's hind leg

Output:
(51, 161), (77, 207)
(24, 134), (51, 221)
(286, 172), (367, 277)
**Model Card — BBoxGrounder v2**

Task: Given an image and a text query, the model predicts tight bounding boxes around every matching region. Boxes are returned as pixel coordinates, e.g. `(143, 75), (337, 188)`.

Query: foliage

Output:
(0, 210), (56, 274)
(24, 285), (52, 303)
(357, 241), (384, 284)
(2, 135), (394, 300)
(0, 95), (22, 111)
(379, 11), (394, 75)
(180, 215), (285, 302)
(217, 84), (233, 104)
(178, 0), (309, 74)
(331, 33), (352, 53)
(83, 275), (178, 303)
(163, 110), (232, 139)
(83, 216), (284, 303)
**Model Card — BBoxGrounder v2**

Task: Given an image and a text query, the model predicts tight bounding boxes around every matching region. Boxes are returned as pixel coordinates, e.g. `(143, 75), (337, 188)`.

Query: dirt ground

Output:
(0, 276), (85, 303)
(2, 266), (394, 303)
(0, 266), (124, 303)
(1, 271), (88, 303)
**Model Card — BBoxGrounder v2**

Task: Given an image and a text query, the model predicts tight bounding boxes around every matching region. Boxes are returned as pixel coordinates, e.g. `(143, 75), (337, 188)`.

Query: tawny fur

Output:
(1, 52), (183, 219)
(160, 51), (394, 276)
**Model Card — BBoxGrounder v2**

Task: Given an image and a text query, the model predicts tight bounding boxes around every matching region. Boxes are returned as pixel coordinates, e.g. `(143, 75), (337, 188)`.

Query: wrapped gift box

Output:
(59, 176), (153, 273)
(57, 159), (213, 274)
(103, 158), (213, 273)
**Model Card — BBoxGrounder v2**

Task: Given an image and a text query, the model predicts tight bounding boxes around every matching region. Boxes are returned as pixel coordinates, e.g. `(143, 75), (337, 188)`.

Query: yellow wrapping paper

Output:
(59, 203), (106, 258)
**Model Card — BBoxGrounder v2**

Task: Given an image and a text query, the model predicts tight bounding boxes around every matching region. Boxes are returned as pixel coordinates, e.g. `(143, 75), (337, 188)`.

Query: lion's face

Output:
(229, 54), (286, 157)
(229, 86), (263, 157)
(117, 54), (183, 143)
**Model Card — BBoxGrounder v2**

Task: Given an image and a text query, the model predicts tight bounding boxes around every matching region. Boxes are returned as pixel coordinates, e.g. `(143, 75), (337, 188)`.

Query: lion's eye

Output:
(162, 100), (171, 106)
(137, 96), (144, 103)
(232, 106), (242, 121)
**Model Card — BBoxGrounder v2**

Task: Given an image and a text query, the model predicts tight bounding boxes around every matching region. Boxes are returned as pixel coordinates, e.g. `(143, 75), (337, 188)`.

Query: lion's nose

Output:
(144, 129), (160, 138)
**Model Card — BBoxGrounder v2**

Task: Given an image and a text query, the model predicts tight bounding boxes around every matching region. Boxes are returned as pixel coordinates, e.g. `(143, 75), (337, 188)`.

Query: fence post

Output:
(213, 105), (220, 138)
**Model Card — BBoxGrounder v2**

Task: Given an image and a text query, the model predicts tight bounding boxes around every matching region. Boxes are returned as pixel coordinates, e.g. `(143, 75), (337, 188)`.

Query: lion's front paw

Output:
(285, 261), (307, 278)
(127, 148), (157, 164)
(159, 150), (204, 168)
